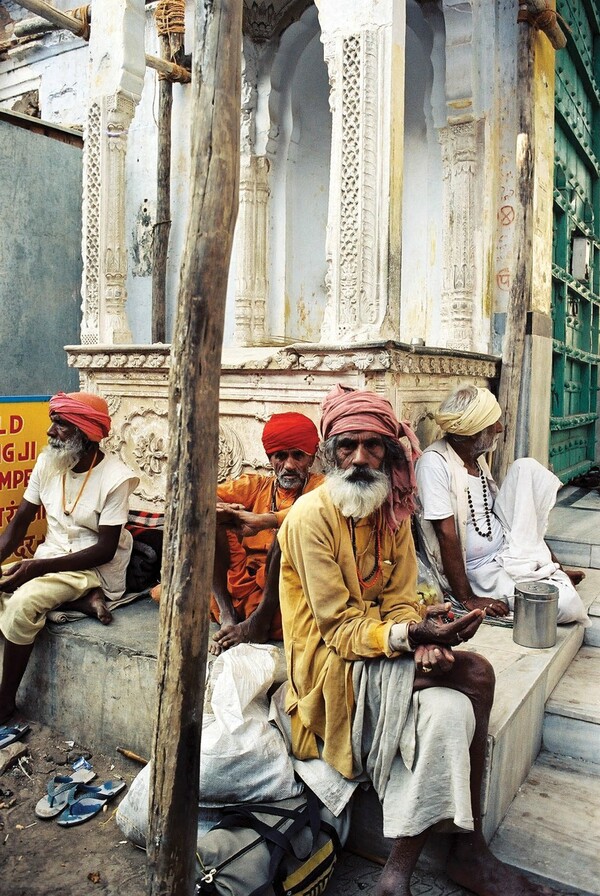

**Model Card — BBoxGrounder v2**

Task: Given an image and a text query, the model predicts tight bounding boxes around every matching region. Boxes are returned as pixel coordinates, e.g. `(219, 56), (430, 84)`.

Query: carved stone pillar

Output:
(317, 0), (405, 344)
(234, 155), (270, 345)
(437, 0), (478, 352)
(439, 121), (477, 350)
(81, 0), (145, 344)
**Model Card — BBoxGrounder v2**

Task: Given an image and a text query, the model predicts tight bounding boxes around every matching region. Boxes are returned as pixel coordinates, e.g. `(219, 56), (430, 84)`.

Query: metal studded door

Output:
(551, 0), (600, 481)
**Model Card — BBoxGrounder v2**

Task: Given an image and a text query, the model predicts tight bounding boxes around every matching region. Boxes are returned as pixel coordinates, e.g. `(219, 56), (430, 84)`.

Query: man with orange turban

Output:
(278, 384), (555, 896)
(210, 411), (323, 654)
(416, 384), (587, 624)
(0, 392), (139, 724)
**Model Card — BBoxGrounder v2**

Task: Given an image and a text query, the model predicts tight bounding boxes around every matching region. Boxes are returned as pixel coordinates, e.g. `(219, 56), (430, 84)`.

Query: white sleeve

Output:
(98, 480), (132, 527)
(415, 451), (455, 521)
(23, 456), (44, 506)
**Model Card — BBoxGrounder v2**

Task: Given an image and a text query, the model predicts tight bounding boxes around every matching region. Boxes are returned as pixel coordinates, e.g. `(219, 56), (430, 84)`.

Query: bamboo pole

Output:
(13, 0), (191, 82)
(146, 0), (242, 893)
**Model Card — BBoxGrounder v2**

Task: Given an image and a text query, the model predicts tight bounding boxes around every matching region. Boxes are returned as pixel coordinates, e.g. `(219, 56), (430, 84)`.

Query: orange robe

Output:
(212, 472), (323, 638)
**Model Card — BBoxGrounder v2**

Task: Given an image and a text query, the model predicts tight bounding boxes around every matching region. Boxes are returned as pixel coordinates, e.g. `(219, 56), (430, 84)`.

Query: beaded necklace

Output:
(62, 449), (98, 517)
(466, 462), (493, 541)
(347, 513), (382, 589)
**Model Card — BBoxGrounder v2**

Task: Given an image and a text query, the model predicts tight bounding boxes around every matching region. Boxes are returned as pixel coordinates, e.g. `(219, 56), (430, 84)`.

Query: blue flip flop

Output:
(74, 780), (127, 802)
(35, 769), (97, 819)
(0, 723), (30, 749)
(56, 796), (106, 827)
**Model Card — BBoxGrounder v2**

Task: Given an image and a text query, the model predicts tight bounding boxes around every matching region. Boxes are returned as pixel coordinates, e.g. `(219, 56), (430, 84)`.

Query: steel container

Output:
(512, 581), (559, 649)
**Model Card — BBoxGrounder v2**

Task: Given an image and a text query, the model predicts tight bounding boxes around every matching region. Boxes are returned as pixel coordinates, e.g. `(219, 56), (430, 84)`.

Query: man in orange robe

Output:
(210, 412), (323, 653)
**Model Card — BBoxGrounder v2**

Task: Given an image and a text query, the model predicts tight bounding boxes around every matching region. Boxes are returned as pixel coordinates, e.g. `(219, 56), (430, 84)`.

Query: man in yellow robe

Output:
(278, 385), (556, 896)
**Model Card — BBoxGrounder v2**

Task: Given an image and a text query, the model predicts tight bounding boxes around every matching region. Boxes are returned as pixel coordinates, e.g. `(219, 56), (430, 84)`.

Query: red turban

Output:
(261, 412), (319, 458)
(320, 384), (421, 529)
(49, 391), (111, 443)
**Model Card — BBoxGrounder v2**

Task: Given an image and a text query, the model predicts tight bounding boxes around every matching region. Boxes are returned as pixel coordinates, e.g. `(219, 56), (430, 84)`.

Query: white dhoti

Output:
(352, 656), (475, 839)
(469, 458), (588, 625)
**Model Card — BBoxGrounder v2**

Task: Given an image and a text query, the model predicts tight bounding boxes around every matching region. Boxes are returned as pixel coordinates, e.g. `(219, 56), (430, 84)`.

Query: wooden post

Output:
(146, 1), (241, 894)
(492, 14), (535, 483)
(152, 34), (177, 344)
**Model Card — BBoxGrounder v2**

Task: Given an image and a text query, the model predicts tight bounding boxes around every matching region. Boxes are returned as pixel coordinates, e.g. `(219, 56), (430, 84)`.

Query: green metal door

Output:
(551, 0), (600, 481)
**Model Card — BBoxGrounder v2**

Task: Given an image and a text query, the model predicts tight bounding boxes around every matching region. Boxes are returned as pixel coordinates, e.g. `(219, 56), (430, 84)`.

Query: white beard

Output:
(41, 433), (86, 475)
(326, 467), (390, 520)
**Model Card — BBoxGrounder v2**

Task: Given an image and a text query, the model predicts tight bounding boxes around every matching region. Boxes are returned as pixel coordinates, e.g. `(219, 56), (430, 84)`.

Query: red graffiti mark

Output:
(498, 205), (515, 225)
(496, 268), (510, 290)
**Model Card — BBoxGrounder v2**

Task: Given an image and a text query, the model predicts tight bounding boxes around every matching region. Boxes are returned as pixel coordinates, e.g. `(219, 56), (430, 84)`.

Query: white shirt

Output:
(24, 451), (139, 599)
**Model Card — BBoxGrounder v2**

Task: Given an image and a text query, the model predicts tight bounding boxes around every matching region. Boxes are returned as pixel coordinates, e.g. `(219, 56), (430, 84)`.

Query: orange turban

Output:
(320, 385), (421, 529)
(261, 412), (319, 458)
(49, 392), (111, 443)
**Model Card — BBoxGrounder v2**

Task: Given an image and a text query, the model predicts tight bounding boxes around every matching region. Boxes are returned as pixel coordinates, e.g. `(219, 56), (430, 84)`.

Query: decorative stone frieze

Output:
(67, 343), (498, 509)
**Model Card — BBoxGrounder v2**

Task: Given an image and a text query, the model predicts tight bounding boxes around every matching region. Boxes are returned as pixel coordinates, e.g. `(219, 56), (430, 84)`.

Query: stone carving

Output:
(218, 423), (245, 482)
(106, 406), (169, 506)
(439, 121), (477, 350)
(234, 156), (270, 345)
(81, 102), (101, 344)
(243, 0), (312, 42)
(321, 29), (392, 344)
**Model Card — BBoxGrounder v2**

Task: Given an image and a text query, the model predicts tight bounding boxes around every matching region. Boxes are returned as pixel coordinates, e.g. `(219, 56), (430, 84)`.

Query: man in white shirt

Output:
(0, 391), (139, 724)
(416, 384), (587, 624)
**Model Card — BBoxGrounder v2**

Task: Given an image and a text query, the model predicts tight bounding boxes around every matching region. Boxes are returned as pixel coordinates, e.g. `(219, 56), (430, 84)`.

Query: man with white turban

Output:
(416, 384), (588, 624)
(0, 391), (139, 724)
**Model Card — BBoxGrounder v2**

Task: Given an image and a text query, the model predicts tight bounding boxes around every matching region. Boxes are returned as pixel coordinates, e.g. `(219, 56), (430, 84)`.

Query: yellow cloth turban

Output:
(435, 388), (502, 436)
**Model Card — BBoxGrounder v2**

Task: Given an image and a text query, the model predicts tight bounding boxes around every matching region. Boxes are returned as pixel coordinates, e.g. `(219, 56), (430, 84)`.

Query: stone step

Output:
(584, 597), (600, 647)
(490, 751), (600, 896)
(546, 486), (600, 570)
(543, 644), (600, 764)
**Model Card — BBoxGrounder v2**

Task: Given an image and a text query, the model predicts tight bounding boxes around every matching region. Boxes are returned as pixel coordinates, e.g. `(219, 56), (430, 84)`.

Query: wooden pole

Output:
(13, 0), (191, 82)
(152, 36), (175, 344)
(492, 13), (535, 483)
(146, 0), (241, 894)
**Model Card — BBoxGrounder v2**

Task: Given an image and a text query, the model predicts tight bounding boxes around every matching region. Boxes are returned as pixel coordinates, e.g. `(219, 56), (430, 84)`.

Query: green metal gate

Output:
(551, 0), (600, 481)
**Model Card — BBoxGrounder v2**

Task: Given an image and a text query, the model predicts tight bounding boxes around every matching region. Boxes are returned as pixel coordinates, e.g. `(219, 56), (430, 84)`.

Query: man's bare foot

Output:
(67, 588), (113, 625)
(564, 567), (586, 587)
(448, 839), (558, 896)
(210, 613), (271, 656)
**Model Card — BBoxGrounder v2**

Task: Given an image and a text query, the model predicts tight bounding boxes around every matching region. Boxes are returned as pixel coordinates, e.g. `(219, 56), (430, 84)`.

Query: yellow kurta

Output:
(278, 485), (424, 780)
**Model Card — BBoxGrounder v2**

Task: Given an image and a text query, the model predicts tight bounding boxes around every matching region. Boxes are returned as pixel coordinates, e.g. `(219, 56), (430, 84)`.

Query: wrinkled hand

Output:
(461, 595), (509, 617)
(230, 510), (271, 537)
(414, 643), (455, 676)
(409, 605), (484, 648)
(216, 502), (246, 526)
(0, 559), (40, 593)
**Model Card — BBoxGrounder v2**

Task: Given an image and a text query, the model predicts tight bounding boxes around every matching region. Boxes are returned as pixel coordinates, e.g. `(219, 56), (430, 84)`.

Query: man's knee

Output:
(454, 651), (495, 705)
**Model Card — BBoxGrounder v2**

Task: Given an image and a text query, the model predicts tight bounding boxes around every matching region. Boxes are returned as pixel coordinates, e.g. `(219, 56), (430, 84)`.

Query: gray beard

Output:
(42, 433), (87, 475)
(326, 467), (390, 520)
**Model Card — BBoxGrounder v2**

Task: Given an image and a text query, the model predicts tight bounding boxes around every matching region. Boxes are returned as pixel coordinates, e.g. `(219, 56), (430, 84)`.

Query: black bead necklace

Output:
(466, 462), (494, 541)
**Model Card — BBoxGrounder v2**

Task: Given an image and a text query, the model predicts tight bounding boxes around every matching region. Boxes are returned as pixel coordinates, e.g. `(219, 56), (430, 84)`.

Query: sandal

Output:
(56, 796), (106, 827)
(35, 769), (97, 818)
(0, 723), (30, 750)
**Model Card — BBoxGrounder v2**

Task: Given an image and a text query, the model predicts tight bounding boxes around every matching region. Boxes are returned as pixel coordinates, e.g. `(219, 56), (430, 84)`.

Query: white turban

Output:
(435, 388), (502, 436)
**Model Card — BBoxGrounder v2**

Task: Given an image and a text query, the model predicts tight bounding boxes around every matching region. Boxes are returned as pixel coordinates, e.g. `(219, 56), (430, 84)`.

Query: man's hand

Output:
(0, 559), (42, 593)
(414, 643), (455, 675)
(460, 595), (509, 617)
(216, 502), (246, 526)
(409, 605), (484, 648)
